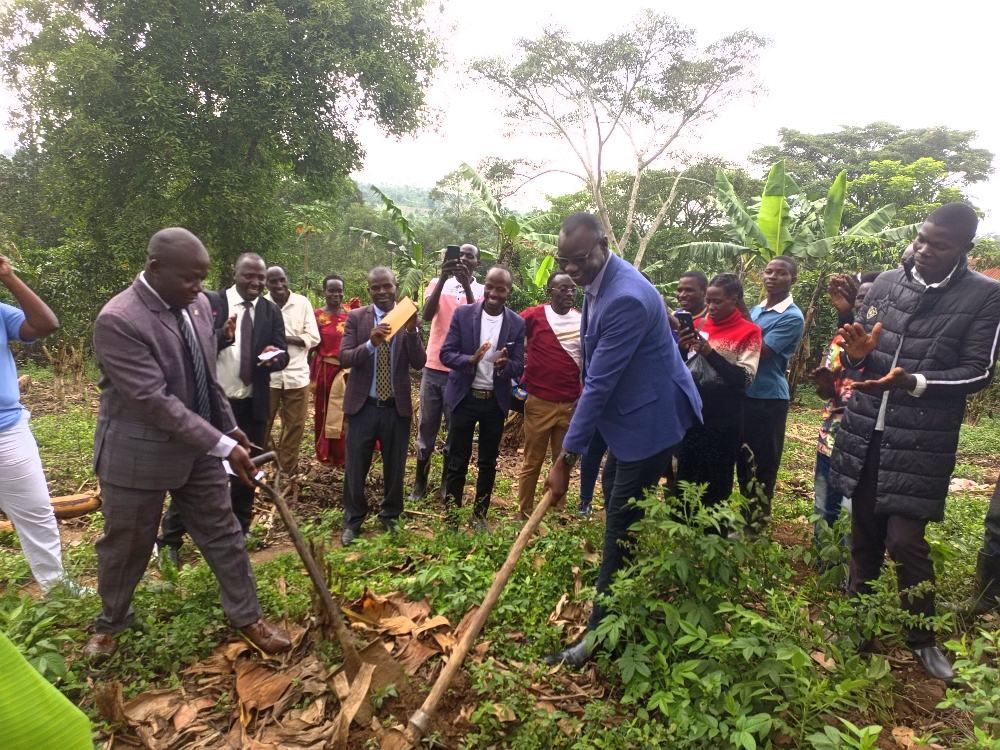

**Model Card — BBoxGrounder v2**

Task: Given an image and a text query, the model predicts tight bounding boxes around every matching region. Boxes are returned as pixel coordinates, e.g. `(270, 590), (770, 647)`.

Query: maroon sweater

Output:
(520, 304), (582, 403)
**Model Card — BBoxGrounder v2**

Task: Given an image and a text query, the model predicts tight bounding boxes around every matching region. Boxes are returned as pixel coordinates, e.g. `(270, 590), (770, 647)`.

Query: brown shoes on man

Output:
(83, 632), (119, 662)
(239, 619), (292, 653)
(83, 619), (291, 662)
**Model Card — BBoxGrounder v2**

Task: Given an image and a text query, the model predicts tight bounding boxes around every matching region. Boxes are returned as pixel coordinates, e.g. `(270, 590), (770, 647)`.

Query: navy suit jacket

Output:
(440, 302), (525, 416)
(562, 252), (702, 462)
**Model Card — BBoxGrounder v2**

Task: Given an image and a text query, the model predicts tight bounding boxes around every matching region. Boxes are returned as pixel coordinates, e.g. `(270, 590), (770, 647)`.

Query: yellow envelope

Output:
(382, 297), (419, 339)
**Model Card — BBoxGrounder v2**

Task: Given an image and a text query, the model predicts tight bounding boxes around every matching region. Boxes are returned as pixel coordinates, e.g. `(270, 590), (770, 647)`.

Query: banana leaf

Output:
(847, 205), (896, 236)
(461, 162), (503, 225)
(523, 232), (559, 254)
(822, 171), (847, 238)
(757, 161), (797, 254)
(0, 631), (93, 749)
(670, 241), (754, 263)
(878, 223), (920, 242)
(714, 170), (769, 250)
(786, 225), (815, 259)
(349, 227), (400, 249)
(533, 254), (556, 287)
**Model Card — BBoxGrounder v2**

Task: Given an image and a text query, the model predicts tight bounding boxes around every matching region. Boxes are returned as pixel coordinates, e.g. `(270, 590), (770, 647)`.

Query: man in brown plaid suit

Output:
(339, 266), (426, 546)
(85, 228), (291, 660)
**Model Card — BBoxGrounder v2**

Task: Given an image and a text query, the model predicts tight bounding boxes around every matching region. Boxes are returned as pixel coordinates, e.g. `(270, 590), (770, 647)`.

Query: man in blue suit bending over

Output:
(543, 212), (702, 667)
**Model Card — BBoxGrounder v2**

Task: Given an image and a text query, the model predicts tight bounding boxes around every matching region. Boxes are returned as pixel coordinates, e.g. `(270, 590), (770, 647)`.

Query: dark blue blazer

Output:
(439, 302), (526, 416)
(562, 252), (702, 462)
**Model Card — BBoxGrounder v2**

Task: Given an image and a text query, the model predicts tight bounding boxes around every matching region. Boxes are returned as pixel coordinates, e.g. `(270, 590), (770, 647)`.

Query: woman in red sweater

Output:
(676, 274), (762, 507)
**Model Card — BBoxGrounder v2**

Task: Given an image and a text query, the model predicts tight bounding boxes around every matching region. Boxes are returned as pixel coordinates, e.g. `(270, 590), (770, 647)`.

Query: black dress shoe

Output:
(382, 518), (400, 535)
(543, 639), (591, 668)
(341, 528), (356, 547)
(913, 646), (957, 684)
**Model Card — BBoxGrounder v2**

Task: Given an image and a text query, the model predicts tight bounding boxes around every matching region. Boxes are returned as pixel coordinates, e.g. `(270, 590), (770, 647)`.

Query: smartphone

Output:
(444, 245), (461, 263)
(676, 311), (696, 335)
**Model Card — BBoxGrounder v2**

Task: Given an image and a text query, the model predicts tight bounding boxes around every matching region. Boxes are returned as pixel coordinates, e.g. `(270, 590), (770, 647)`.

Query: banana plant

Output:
(459, 163), (559, 265)
(670, 160), (920, 278)
(520, 253), (557, 305)
(349, 187), (437, 301)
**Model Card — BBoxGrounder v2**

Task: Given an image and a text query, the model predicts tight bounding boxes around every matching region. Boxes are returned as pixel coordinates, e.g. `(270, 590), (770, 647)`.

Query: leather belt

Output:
(366, 396), (396, 408)
(470, 388), (494, 400)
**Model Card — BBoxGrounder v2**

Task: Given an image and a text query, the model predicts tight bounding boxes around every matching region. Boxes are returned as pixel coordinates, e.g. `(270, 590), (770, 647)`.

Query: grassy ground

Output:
(1, 371), (999, 749)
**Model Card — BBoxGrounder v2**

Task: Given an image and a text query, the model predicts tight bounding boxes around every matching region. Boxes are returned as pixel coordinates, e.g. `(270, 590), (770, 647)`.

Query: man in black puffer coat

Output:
(830, 203), (1000, 683)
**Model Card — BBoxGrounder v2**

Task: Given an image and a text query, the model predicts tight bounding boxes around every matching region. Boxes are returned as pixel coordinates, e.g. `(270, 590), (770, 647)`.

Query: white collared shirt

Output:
(267, 292), (320, 390)
(217, 286), (260, 400)
(138, 273), (235, 458)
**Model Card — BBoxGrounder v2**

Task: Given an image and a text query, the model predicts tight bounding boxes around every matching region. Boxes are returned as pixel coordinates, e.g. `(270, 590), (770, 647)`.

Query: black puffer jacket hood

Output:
(830, 256), (1000, 521)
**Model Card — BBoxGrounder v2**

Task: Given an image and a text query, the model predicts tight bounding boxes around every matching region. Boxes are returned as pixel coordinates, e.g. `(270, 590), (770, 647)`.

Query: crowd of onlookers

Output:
(1, 205), (999, 687)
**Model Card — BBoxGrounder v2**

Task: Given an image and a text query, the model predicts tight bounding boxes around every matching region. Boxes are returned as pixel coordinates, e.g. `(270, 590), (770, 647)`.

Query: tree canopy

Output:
(0, 0), (440, 288)
(751, 122), (994, 191)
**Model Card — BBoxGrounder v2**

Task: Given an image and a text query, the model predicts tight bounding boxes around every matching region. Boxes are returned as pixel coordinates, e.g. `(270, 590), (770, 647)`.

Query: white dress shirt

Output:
(138, 273), (236, 458)
(267, 292), (320, 390)
(217, 286), (259, 400)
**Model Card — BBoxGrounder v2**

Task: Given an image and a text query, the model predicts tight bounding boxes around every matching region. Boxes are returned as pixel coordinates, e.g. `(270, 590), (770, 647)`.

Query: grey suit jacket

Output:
(93, 276), (237, 490)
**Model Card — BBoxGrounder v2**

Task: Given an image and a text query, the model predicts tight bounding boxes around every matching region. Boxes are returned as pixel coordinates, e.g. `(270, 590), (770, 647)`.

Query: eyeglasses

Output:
(555, 239), (602, 270)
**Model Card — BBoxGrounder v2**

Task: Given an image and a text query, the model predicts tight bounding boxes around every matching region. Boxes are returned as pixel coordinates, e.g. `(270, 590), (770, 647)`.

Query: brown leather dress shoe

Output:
(239, 619), (292, 654)
(83, 633), (118, 661)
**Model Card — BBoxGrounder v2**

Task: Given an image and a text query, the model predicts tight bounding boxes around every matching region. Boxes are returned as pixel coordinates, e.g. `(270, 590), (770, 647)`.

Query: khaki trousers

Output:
(517, 394), (576, 514)
(267, 385), (310, 474)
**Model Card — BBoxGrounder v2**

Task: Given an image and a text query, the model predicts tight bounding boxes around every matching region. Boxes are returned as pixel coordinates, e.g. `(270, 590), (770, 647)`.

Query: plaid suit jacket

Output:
(339, 304), (427, 418)
(93, 276), (238, 490)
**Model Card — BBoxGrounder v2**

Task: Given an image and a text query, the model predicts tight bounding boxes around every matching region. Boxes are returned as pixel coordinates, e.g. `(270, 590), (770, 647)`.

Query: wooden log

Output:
(51, 492), (101, 519)
(0, 492), (102, 533)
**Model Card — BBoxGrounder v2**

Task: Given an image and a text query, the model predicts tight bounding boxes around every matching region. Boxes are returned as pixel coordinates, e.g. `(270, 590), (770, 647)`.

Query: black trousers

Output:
(159, 397), (265, 548)
(675, 416), (742, 507)
(587, 445), (674, 630)
(984, 479), (1000, 558)
(342, 400), (411, 533)
(736, 397), (789, 526)
(848, 435), (936, 649)
(444, 392), (506, 518)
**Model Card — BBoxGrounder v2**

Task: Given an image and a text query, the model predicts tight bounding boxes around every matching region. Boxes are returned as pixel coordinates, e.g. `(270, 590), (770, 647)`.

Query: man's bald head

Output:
(145, 228), (210, 309)
(146, 227), (209, 267)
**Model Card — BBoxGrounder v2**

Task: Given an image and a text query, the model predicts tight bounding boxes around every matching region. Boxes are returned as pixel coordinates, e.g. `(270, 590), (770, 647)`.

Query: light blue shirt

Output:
(365, 304), (395, 398)
(0, 302), (29, 433)
(746, 295), (804, 401)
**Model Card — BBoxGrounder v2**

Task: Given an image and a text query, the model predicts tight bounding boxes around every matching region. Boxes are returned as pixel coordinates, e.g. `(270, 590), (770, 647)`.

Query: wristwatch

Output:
(559, 450), (580, 467)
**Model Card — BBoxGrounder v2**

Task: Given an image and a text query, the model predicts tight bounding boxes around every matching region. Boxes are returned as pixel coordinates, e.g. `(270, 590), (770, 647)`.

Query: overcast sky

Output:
(1, 1), (996, 231)
(352, 0), (1000, 232)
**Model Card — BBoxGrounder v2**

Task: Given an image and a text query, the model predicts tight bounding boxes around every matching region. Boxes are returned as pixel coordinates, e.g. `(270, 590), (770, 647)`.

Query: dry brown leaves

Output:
(344, 588), (464, 676)
(95, 589), (477, 749)
(548, 593), (592, 643)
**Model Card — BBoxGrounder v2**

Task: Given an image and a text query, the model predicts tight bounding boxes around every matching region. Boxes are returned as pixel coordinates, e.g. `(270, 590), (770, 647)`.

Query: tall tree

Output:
(0, 0), (440, 287)
(471, 11), (766, 268)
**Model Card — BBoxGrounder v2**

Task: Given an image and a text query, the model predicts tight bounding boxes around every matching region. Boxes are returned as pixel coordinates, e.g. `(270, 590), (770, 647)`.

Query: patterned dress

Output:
(310, 309), (350, 466)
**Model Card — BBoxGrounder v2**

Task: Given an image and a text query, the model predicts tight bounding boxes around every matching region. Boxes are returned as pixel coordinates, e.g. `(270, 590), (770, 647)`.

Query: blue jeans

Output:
(579, 429), (608, 507)
(814, 451), (850, 539)
(587, 445), (674, 631)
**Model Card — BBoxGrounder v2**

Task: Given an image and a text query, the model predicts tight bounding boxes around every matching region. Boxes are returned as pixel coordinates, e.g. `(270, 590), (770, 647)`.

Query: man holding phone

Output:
(411, 244), (483, 503)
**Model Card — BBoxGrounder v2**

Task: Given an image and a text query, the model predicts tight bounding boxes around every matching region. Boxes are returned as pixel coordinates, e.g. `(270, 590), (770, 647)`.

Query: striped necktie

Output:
(170, 308), (213, 423)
